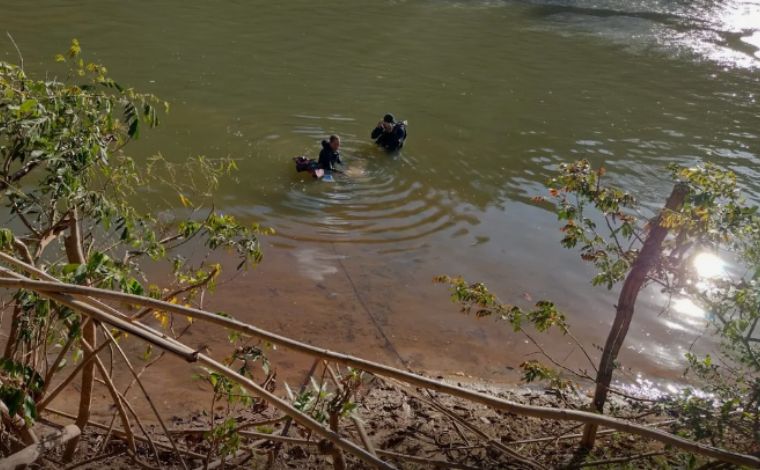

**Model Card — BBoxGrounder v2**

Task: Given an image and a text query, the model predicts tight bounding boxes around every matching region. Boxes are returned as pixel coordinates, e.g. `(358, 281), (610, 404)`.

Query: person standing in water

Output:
(371, 113), (407, 151)
(318, 134), (342, 173)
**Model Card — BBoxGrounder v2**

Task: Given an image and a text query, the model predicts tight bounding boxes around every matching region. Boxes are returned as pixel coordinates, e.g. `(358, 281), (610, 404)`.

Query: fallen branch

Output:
(324, 362), (377, 458)
(376, 449), (483, 470)
(411, 387), (544, 470)
(0, 425), (80, 470)
(100, 325), (189, 470)
(270, 357), (320, 467)
(82, 337), (138, 456)
(246, 435), (482, 470)
(197, 355), (394, 470)
(1, 274), (759, 467)
(240, 430), (318, 445)
(61, 450), (120, 470)
(580, 451), (665, 467)
(42, 409), (207, 460)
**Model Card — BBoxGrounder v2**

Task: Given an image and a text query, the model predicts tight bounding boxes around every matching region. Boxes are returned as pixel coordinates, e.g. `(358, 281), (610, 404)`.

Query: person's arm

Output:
(318, 149), (329, 169)
(371, 124), (383, 139)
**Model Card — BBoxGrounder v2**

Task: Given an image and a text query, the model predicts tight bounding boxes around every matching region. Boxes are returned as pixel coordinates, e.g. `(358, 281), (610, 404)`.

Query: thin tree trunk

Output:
(581, 183), (688, 449)
(327, 411), (347, 470)
(62, 210), (93, 462)
(3, 304), (22, 359)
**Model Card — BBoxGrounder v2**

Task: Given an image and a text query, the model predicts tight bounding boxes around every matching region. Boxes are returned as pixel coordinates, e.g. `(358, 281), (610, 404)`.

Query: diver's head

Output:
(329, 134), (341, 151)
(382, 113), (395, 132)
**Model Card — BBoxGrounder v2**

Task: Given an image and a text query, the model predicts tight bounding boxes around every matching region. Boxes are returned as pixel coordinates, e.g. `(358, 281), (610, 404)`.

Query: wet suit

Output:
(371, 122), (407, 151)
(318, 140), (342, 172)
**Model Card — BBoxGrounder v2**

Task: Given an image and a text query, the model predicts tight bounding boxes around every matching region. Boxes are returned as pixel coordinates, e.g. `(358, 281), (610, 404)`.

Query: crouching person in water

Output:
(371, 114), (407, 151)
(319, 134), (343, 173)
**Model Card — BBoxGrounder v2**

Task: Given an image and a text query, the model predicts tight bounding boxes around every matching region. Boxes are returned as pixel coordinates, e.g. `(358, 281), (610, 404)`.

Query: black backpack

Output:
(293, 156), (317, 173)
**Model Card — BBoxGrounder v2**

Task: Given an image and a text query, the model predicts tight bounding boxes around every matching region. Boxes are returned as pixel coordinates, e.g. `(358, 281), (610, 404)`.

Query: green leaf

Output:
(0, 229), (13, 250)
(19, 99), (38, 115)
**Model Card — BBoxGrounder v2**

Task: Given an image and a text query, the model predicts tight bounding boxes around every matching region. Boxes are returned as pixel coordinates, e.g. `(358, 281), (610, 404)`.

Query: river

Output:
(2, 0), (759, 406)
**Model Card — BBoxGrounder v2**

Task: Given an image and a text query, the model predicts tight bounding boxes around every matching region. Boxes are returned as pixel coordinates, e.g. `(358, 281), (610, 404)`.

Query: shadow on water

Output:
(524, 3), (698, 26)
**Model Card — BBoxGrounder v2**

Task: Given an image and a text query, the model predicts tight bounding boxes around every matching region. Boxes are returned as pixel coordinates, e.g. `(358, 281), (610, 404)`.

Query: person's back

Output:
(371, 113), (406, 151)
(318, 134), (342, 172)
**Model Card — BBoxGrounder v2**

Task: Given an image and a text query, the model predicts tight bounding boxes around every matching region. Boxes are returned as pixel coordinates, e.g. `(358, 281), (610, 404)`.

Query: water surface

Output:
(3, 0), (759, 398)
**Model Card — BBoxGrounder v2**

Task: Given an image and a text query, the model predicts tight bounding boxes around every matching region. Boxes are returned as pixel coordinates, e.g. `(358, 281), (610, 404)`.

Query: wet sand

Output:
(45, 207), (717, 422)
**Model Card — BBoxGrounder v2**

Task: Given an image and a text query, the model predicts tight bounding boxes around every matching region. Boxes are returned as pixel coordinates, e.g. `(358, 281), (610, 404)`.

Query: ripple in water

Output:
(267, 152), (477, 246)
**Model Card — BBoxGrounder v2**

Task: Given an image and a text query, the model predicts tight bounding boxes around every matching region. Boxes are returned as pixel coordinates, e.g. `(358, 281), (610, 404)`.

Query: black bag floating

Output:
(294, 156), (316, 172)
(293, 156), (325, 179)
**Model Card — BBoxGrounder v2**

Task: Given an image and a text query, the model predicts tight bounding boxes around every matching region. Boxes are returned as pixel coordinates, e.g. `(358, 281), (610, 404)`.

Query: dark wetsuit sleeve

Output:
(371, 126), (383, 139)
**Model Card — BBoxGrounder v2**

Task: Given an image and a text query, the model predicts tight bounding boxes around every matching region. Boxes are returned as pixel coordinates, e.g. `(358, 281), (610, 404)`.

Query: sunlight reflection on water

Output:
(617, 374), (716, 401)
(693, 252), (726, 279)
(672, 298), (706, 320)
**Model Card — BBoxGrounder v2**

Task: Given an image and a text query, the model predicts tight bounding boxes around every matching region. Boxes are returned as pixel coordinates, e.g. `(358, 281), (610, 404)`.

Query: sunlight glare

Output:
(673, 298), (706, 319)
(693, 252), (725, 279)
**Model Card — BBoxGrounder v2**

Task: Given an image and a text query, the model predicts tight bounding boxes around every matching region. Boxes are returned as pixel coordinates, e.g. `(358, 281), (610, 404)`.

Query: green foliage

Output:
(285, 368), (364, 425)
(435, 275), (578, 393)
(541, 160), (639, 289)
(204, 417), (241, 460)
(1, 40), (165, 222)
(434, 275), (567, 333)
(663, 352), (760, 447)
(0, 358), (43, 424)
(0, 41), (268, 431)
(519, 360), (575, 392)
(442, 159), (760, 453)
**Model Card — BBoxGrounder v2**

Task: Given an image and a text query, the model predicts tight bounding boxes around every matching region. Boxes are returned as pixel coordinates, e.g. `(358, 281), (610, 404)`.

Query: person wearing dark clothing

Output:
(371, 113), (407, 151)
(318, 134), (342, 172)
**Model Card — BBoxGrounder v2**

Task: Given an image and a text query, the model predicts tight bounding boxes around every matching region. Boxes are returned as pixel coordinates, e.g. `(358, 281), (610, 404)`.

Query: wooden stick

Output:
(41, 323), (83, 394)
(0, 276), (758, 468)
(198, 355), (394, 470)
(244, 434), (481, 470)
(43, 409), (207, 460)
(505, 429), (617, 446)
(269, 357), (320, 467)
(62, 450), (120, 470)
(580, 451), (665, 467)
(0, 273), (391, 468)
(0, 272), (197, 362)
(240, 430), (318, 445)
(0, 394), (38, 446)
(0, 254), (196, 362)
(166, 417), (287, 436)
(0, 424), (80, 470)
(376, 449), (483, 470)
(351, 417), (376, 458)
(100, 325), (189, 470)
(324, 362), (377, 457)
(110, 385), (159, 465)
(82, 337), (138, 455)
(413, 388), (544, 470)
(62, 209), (93, 463)
(194, 449), (249, 470)
(36, 333), (112, 412)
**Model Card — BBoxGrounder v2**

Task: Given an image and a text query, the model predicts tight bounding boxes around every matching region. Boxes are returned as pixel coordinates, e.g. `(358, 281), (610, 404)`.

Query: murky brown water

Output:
(3, 0), (760, 415)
